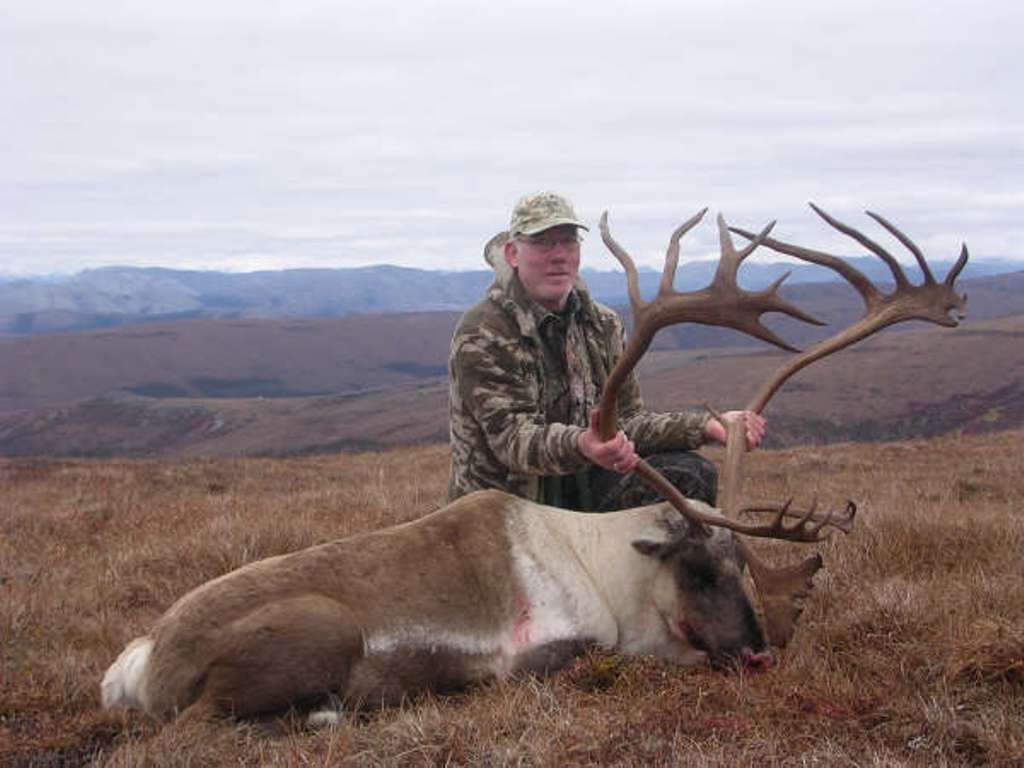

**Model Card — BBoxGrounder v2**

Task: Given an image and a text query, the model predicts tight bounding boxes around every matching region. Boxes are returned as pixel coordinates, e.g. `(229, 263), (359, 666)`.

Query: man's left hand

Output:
(704, 410), (766, 451)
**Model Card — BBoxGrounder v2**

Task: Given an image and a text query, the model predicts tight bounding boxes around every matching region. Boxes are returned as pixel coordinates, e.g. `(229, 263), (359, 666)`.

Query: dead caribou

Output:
(101, 205), (968, 722)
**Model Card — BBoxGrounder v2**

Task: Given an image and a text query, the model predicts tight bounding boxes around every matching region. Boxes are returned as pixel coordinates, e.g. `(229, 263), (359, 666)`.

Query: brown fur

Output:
(103, 491), (765, 721)
(139, 492), (517, 718)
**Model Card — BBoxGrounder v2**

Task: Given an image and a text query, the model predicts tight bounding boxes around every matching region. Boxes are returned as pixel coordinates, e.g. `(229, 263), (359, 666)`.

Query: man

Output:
(448, 191), (765, 511)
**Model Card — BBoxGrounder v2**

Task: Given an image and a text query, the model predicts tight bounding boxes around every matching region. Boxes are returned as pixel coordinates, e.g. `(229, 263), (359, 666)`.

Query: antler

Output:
(721, 204), (969, 644)
(597, 210), (849, 543)
(722, 204), (969, 516)
(598, 206), (968, 647)
(730, 202), (969, 413)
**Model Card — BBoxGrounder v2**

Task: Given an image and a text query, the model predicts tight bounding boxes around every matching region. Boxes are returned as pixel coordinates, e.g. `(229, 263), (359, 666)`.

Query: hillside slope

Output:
(0, 312), (460, 411)
(2, 314), (1021, 458)
(2, 271), (1023, 413)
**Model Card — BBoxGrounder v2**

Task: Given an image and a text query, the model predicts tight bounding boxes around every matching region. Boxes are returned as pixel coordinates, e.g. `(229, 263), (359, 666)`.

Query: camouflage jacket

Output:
(448, 261), (710, 505)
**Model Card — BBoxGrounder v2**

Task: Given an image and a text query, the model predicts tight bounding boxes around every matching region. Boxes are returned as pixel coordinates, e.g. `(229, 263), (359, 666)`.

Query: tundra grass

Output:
(2, 432), (1022, 766)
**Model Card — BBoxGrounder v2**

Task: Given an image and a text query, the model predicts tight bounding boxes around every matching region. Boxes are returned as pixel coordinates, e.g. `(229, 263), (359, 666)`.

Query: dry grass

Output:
(2, 433), (1022, 767)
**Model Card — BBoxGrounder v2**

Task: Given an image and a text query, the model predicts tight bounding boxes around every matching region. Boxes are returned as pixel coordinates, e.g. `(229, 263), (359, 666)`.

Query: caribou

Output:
(101, 204), (968, 723)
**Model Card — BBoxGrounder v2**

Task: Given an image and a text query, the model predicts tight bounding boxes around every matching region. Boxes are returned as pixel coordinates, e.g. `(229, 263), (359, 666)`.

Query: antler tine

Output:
(729, 226), (882, 308)
(662, 494), (853, 542)
(794, 498), (834, 539)
(737, 498), (857, 536)
(713, 214), (830, 353)
(780, 498), (831, 540)
(599, 211), (646, 315)
(751, 497), (813, 537)
(865, 210), (935, 283)
(752, 498), (817, 535)
(947, 243), (970, 286)
(712, 215), (777, 288)
(751, 272), (827, 334)
(732, 311), (803, 354)
(737, 539), (823, 647)
(739, 218), (778, 261)
(809, 202), (910, 289)
(660, 207), (708, 296)
(713, 213), (742, 283)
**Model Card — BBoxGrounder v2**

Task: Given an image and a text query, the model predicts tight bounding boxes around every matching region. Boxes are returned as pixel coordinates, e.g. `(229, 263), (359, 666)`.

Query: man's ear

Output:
(504, 239), (519, 269)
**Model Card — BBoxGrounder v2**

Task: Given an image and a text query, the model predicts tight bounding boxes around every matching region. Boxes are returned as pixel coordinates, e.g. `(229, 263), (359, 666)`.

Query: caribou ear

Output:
(632, 539), (675, 560)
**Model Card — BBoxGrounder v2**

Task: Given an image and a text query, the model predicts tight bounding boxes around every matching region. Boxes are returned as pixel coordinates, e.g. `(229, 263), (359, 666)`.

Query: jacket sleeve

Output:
(602, 316), (711, 453)
(451, 327), (589, 476)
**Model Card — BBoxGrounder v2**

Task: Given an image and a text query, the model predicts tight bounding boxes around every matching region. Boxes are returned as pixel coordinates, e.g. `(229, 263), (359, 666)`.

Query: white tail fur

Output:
(101, 636), (153, 711)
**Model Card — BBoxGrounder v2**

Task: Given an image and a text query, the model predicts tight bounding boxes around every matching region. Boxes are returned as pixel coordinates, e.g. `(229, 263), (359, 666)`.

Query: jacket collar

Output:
(487, 260), (596, 340)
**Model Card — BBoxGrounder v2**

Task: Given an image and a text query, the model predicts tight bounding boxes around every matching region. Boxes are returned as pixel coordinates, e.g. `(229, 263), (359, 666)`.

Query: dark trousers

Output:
(587, 451), (718, 511)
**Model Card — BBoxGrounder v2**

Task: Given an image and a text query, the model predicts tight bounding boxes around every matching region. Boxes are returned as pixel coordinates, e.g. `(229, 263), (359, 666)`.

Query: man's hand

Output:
(577, 409), (639, 474)
(704, 410), (766, 450)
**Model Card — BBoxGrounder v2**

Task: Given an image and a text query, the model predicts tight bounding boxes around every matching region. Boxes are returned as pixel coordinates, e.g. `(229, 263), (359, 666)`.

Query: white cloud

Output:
(2, 0), (1021, 275)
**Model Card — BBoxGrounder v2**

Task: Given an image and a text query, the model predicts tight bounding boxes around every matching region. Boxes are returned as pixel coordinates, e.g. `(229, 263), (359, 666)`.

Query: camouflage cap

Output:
(508, 192), (589, 237)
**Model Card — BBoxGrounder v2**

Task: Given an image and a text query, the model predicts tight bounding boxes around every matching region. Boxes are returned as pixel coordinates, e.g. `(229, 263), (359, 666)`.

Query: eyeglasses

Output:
(519, 232), (583, 253)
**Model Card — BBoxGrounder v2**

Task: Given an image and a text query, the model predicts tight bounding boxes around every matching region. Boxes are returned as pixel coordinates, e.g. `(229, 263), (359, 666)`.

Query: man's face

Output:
(504, 224), (582, 311)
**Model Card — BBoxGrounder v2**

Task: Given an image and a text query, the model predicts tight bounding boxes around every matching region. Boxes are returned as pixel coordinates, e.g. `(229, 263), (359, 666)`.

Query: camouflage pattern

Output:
(448, 253), (711, 505)
(483, 231), (510, 268)
(508, 191), (590, 237)
(589, 451), (718, 511)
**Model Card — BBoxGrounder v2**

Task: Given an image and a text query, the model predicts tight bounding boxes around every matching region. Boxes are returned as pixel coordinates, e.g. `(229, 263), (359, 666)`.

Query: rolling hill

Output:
(2, 270), (1023, 413)
(1, 308), (1021, 457)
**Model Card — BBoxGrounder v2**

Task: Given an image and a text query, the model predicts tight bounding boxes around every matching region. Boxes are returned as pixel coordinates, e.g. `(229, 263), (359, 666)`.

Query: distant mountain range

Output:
(2, 257), (1019, 336)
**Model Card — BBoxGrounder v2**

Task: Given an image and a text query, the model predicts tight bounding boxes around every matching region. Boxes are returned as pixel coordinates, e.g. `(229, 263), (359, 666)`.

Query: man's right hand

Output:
(577, 409), (639, 474)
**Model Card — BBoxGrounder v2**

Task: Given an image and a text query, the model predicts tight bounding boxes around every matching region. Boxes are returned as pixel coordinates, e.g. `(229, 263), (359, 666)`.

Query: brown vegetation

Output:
(3, 270), (1023, 415)
(2, 432), (1023, 766)
(3, 314), (1024, 460)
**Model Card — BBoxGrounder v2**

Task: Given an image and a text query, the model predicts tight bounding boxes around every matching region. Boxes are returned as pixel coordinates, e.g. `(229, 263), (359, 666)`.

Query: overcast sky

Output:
(3, 0), (1021, 276)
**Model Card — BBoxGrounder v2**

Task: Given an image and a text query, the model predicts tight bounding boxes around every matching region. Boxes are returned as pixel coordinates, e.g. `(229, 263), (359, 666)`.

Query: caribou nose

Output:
(741, 647), (774, 674)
